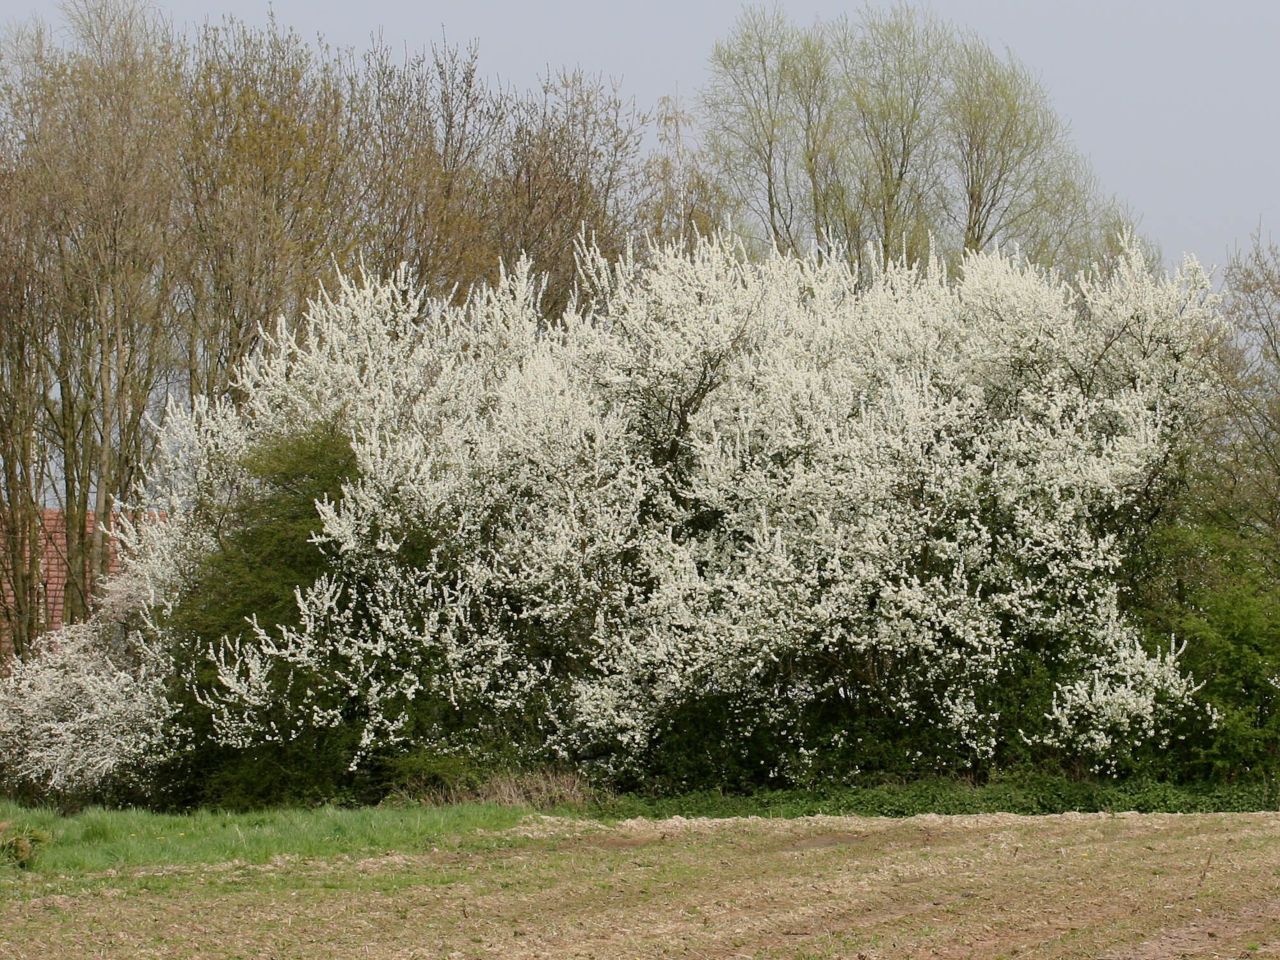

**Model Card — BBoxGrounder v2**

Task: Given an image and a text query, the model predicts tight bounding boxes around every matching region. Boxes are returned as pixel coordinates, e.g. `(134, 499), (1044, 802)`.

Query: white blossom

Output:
(0, 236), (1223, 789)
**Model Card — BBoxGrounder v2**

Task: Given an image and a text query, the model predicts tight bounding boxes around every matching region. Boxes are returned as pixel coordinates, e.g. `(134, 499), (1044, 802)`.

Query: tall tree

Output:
(345, 39), (502, 297)
(701, 4), (1128, 271)
(486, 70), (647, 314)
(0, 0), (183, 628)
(1219, 233), (1280, 542)
(0, 3), (663, 658)
(176, 16), (356, 404)
(0, 163), (48, 658)
(702, 6), (806, 254)
(639, 95), (730, 245)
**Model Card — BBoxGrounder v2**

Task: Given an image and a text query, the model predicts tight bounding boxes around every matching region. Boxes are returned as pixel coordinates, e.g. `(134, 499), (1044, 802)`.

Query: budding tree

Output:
(702, 5), (1128, 273)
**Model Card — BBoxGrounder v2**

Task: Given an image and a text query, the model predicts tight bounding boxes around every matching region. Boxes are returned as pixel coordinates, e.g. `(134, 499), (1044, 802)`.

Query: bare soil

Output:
(3, 811), (1279, 959)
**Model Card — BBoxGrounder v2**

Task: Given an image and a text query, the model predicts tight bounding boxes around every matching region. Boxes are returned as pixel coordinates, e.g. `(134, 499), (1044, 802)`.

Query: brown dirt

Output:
(2, 811), (1279, 959)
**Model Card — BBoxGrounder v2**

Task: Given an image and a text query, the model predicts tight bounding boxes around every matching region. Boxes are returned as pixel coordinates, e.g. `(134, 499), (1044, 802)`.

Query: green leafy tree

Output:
(158, 424), (360, 808)
(701, 4), (1131, 272)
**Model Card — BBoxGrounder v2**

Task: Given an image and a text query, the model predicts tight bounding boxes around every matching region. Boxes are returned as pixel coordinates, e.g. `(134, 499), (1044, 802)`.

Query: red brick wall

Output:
(37, 509), (128, 632)
(1, 510), (128, 654)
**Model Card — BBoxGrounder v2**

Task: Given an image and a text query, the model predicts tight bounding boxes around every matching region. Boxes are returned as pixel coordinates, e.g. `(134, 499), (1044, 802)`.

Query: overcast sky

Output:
(4, 0), (1277, 275)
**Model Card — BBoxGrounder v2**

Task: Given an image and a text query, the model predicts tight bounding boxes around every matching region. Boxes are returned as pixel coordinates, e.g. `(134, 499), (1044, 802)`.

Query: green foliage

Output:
(0, 818), (48, 869)
(167, 423), (358, 643)
(150, 422), (561, 810)
(157, 423), (364, 809)
(593, 772), (1279, 821)
(631, 650), (1066, 795)
(0, 799), (526, 874)
(4, 772), (1274, 877)
(380, 750), (489, 800)
(1130, 517), (1280, 786)
(158, 730), (382, 812)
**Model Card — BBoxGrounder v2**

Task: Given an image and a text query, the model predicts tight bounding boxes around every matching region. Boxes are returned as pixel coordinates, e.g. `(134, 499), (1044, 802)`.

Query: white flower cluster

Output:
(0, 586), (174, 793)
(0, 237), (1222, 790)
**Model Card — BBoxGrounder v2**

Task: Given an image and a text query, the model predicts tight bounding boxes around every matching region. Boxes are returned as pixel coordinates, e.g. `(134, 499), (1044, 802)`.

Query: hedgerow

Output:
(0, 236), (1227, 804)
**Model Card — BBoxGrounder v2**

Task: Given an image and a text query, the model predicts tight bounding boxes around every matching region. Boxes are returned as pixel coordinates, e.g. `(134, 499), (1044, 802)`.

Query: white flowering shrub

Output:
(547, 241), (1219, 780)
(0, 579), (175, 796)
(0, 237), (1222, 797)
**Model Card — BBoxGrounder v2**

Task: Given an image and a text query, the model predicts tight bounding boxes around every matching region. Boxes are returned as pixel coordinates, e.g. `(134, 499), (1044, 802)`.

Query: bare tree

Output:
(178, 16), (356, 403)
(702, 7), (806, 254)
(1221, 233), (1280, 541)
(640, 95), (731, 246)
(486, 70), (647, 313)
(0, 1), (183, 627)
(0, 163), (48, 659)
(346, 39), (502, 297)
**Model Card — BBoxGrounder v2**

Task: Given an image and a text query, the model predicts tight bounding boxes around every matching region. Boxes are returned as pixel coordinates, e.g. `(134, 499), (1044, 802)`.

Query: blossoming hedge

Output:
(0, 237), (1223, 799)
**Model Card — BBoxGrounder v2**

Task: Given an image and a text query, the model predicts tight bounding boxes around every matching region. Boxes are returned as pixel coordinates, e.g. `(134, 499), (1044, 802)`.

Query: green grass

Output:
(0, 800), (529, 875)
(2, 772), (1276, 877)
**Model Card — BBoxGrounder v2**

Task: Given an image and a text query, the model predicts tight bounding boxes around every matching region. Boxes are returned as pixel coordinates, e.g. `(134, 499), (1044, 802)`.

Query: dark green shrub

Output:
(381, 750), (487, 801)
(1129, 518), (1280, 786)
(156, 423), (366, 809)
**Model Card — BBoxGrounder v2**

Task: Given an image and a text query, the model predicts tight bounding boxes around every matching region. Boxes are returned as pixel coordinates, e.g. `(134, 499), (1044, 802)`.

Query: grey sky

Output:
(5, 0), (1277, 274)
